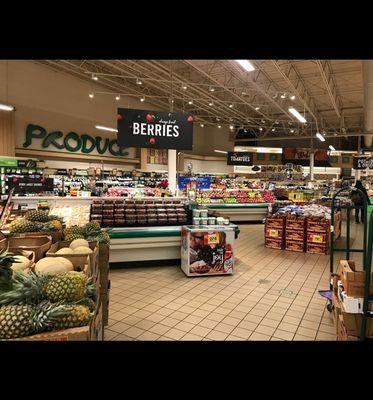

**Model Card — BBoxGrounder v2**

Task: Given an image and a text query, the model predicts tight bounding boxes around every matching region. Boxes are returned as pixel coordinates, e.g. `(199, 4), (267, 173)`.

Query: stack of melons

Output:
(55, 239), (93, 255)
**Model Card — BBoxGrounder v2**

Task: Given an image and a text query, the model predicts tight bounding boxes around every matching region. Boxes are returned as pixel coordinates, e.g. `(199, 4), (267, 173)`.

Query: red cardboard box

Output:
(286, 229), (305, 241)
(306, 242), (329, 255)
(285, 239), (305, 252)
(265, 237), (284, 250)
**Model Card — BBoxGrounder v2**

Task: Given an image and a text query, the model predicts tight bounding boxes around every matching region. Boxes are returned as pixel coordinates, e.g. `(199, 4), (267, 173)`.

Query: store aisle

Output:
(104, 224), (348, 341)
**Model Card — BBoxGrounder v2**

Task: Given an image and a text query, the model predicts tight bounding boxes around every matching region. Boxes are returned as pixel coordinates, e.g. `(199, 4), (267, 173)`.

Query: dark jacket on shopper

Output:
(351, 180), (369, 206)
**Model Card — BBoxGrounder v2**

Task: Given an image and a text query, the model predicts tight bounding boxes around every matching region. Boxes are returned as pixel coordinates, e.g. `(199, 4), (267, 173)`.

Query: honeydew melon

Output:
(56, 247), (74, 255)
(35, 257), (74, 275)
(69, 239), (89, 250)
(73, 246), (93, 255)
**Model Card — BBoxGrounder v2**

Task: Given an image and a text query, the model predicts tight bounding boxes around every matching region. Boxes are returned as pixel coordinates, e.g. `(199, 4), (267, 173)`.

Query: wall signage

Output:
(117, 108), (194, 150)
(353, 156), (373, 170)
(23, 124), (130, 157)
(227, 152), (253, 166)
(282, 148), (330, 167)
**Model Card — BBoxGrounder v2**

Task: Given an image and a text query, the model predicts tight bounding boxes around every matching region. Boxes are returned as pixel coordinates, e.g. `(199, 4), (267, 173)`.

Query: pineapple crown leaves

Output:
(48, 215), (63, 223)
(32, 300), (73, 333)
(0, 247), (17, 269)
(0, 248), (16, 292)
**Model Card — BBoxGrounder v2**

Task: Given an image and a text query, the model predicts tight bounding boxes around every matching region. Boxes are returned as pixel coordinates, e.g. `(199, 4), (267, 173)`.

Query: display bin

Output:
(340, 310), (373, 339)
(11, 249), (35, 272)
(285, 229), (305, 242)
(265, 226), (284, 240)
(306, 217), (330, 233)
(339, 259), (373, 297)
(32, 255), (89, 275)
(8, 235), (52, 262)
(285, 239), (305, 252)
(11, 230), (62, 244)
(306, 242), (329, 255)
(337, 315), (359, 341)
(307, 232), (329, 245)
(265, 237), (284, 250)
(265, 215), (285, 229)
(46, 241), (99, 279)
(286, 215), (306, 231)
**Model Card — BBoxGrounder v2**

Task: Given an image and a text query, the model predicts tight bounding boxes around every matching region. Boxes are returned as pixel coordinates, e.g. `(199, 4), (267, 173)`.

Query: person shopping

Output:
(350, 180), (369, 223)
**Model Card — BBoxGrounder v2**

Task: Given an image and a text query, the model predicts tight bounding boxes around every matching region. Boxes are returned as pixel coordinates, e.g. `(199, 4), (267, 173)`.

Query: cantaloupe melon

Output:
(11, 255), (32, 271)
(69, 239), (89, 250)
(35, 257), (74, 275)
(73, 246), (93, 255)
(56, 247), (74, 255)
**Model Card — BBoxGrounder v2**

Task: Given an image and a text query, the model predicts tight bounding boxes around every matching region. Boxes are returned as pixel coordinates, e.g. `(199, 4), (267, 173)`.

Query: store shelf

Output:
(109, 226), (182, 239)
(205, 203), (269, 209)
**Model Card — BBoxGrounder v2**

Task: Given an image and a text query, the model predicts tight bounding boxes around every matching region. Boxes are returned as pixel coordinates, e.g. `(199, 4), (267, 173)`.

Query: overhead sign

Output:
(227, 152), (253, 166)
(178, 176), (211, 190)
(353, 156), (373, 170)
(117, 108), (194, 150)
(282, 148), (330, 167)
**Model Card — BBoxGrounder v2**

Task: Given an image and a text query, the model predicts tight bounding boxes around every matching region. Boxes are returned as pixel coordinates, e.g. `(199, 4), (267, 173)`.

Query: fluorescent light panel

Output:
(316, 132), (325, 142)
(288, 107), (307, 123)
(0, 103), (15, 111)
(95, 125), (118, 133)
(235, 60), (255, 72)
(329, 145), (336, 151)
(214, 149), (228, 154)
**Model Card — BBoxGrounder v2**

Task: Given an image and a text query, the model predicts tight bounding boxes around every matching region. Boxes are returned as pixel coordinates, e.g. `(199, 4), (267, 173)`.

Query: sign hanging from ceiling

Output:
(227, 152), (253, 166)
(117, 108), (194, 150)
(282, 148), (331, 167)
(353, 156), (373, 170)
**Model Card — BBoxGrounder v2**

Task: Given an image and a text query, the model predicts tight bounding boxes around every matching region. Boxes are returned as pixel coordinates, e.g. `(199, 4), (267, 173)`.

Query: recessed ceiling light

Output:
(218, 124), (222, 128)
(255, 107), (260, 111)
(290, 129), (295, 133)
(216, 117), (220, 121)
(115, 95), (120, 101)
(209, 102), (214, 106)
(271, 128), (276, 132)
(229, 125), (234, 130)
(89, 92), (94, 98)
(290, 95), (296, 100)
(316, 132), (325, 142)
(275, 120), (279, 125)
(261, 119), (266, 124)
(235, 60), (255, 72)
(140, 96), (145, 102)
(182, 84), (187, 90)
(329, 145), (336, 151)
(229, 104), (234, 108)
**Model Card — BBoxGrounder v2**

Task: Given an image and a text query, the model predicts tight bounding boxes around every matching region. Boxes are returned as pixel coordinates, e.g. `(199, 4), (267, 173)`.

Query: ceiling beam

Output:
(315, 60), (342, 118)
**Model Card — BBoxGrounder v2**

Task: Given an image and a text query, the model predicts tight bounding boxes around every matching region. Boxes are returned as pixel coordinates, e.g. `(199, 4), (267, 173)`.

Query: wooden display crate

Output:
(306, 217), (330, 233)
(11, 230), (62, 244)
(46, 241), (99, 279)
(8, 235), (52, 262)
(265, 237), (284, 250)
(285, 239), (305, 252)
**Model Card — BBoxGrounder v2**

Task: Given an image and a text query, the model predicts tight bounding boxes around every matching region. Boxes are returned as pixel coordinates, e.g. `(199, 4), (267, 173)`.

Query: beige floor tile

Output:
(157, 336), (175, 341)
(198, 318), (219, 329)
(249, 308), (267, 317)
(181, 333), (204, 341)
(272, 329), (295, 341)
(104, 329), (119, 340)
(137, 331), (161, 341)
(260, 318), (280, 329)
(190, 325), (212, 337)
(144, 313), (166, 324)
(264, 312), (283, 321)
(174, 320), (195, 333)
(148, 323), (173, 335)
(206, 312), (226, 322)
(156, 307), (175, 317)
(277, 322), (298, 333)
(191, 309), (211, 318)
(134, 319), (156, 330)
(299, 319), (321, 330)
(123, 326), (146, 339)
(249, 332), (271, 341)
(109, 321), (132, 334)
(165, 302), (183, 311)
(293, 334), (314, 341)
(315, 331), (336, 341)
(183, 315), (204, 324)
(206, 330), (230, 341)
(158, 317), (180, 328)
(243, 314), (263, 324)
(111, 334), (135, 341)
(214, 322), (236, 334)
(142, 304), (162, 313)
(230, 326), (253, 339)
(237, 319), (259, 331)
(220, 316), (242, 327)
(169, 311), (189, 321)
(296, 326), (318, 339)
(318, 323), (336, 335)
(121, 315), (143, 326)
(132, 309), (153, 319)
(165, 328), (190, 340)
(255, 324), (276, 336)
(109, 311), (131, 322)
(177, 305), (197, 314)
(225, 335), (244, 341)
(281, 315), (302, 326)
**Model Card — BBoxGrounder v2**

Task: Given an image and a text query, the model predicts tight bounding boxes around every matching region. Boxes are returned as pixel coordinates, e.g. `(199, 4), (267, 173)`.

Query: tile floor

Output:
(104, 223), (363, 341)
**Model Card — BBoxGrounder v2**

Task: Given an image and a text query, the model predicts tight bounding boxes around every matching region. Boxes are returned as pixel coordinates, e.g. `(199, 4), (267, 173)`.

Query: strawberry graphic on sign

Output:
(187, 116), (193, 122)
(117, 114), (123, 121)
(146, 114), (153, 123)
(149, 138), (155, 145)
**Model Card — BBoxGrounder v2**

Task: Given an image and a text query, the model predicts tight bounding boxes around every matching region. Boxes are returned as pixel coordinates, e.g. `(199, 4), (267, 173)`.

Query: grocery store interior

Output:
(0, 59), (372, 341)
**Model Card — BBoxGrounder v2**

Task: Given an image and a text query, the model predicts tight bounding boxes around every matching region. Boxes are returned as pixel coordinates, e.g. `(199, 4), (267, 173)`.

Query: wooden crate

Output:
(8, 235), (52, 262)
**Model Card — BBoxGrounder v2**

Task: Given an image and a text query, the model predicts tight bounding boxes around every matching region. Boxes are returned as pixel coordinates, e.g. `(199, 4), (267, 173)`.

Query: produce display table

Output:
(206, 203), (269, 222)
(109, 225), (240, 263)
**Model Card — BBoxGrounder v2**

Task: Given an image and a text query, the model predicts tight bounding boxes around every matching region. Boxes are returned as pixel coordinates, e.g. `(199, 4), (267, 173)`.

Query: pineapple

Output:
(27, 210), (50, 223)
(40, 221), (59, 232)
(64, 225), (84, 240)
(74, 297), (96, 312)
(48, 214), (64, 223)
(50, 220), (63, 231)
(65, 233), (85, 242)
(9, 219), (36, 234)
(83, 221), (101, 236)
(43, 271), (87, 303)
(0, 249), (16, 292)
(0, 301), (91, 339)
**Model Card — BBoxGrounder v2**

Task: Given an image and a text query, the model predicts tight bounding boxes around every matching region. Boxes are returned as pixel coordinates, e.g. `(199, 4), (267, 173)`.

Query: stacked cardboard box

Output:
(265, 215), (285, 249)
(332, 260), (373, 340)
(285, 215), (306, 252)
(306, 217), (330, 254)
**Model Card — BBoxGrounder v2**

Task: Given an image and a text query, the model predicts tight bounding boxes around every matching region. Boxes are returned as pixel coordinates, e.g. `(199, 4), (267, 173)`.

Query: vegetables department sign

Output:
(117, 108), (194, 150)
(22, 124), (130, 157)
(227, 152), (253, 166)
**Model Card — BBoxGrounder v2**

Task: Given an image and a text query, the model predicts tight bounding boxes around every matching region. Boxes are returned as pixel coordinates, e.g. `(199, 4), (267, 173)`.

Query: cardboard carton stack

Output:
(264, 215), (285, 250)
(285, 215), (306, 252)
(306, 217), (330, 255)
(332, 260), (373, 340)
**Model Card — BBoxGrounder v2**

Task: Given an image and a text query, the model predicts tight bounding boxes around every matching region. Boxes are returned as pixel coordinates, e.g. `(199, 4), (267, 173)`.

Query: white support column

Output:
(168, 149), (177, 194)
(310, 152), (315, 181)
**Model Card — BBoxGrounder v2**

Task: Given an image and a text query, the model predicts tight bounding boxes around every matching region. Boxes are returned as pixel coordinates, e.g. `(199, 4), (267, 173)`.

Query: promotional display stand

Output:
(180, 224), (235, 277)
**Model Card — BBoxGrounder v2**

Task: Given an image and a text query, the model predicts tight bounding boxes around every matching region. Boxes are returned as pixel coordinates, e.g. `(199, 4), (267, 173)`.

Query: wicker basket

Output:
(8, 235), (52, 262)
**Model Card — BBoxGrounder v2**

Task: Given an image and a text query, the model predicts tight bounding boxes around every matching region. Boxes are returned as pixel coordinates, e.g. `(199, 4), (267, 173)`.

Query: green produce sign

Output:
(23, 124), (130, 157)
(0, 158), (18, 167)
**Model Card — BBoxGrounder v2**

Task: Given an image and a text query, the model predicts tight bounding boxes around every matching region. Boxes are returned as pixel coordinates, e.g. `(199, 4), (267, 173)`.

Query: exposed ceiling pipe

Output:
(363, 61), (373, 148)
